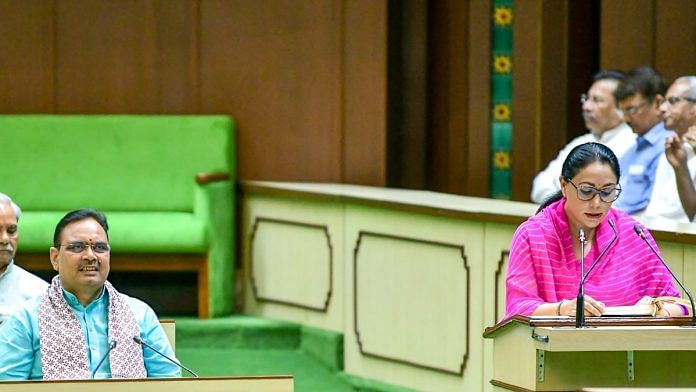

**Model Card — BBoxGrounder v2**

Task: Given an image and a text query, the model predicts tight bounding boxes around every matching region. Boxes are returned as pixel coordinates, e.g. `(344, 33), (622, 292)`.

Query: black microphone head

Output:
(633, 224), (644, 237)
(110, 340), (117, 349)
(133, 336), (143, 344)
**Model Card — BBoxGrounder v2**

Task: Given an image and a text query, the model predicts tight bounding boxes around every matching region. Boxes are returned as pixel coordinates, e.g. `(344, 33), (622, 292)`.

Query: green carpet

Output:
(172, 315), (414, 392)
(177, 348), (354, 391)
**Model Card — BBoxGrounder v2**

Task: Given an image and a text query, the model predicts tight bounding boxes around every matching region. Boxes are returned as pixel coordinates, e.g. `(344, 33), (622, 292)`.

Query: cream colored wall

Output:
(242, 194), (345, 332)
(343, 204), (483, 391)
(241, 181), (696, 392)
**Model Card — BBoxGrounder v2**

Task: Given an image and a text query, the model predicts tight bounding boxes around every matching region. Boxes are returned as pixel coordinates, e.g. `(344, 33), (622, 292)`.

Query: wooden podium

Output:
(0, 375), (293, 391)
(483, 316), (696, 391)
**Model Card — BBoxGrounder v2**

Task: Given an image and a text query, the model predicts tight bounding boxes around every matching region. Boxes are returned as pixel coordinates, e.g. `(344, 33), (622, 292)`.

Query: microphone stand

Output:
(576, 229), (586, 328)
(634, 225), (696, 326)
(133, 336), (199, 377)
(91, 340), (117, 379)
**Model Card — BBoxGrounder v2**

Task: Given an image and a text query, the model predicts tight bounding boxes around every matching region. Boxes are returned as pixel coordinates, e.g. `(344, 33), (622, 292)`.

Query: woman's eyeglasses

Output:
(566, 179), (621, 203)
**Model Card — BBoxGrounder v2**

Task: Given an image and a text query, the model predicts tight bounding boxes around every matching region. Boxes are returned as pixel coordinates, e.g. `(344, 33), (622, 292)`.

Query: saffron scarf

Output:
(38, 276), (146, 379)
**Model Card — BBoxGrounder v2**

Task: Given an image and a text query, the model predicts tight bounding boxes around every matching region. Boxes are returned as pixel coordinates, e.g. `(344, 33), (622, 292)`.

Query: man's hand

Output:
(683, 126), (696, 150)
(665, 135), (688, 169)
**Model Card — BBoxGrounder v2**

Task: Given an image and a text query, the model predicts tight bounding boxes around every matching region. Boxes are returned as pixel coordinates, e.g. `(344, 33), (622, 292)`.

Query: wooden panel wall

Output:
(601, 0), (696, 83)
(512, 0), (569, 201)
(1, 1), (694, 200)
(0, 0), (387, 185)
(0, 0), (54, 112)
(426, 0), (472, 195)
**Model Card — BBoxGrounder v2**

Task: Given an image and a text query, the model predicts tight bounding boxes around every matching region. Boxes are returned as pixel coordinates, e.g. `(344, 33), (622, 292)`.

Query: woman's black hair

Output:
(536, 142), (620, 213)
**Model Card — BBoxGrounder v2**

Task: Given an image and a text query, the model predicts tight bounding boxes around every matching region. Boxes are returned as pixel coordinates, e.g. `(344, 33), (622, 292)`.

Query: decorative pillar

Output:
(490, 0), (513, 199)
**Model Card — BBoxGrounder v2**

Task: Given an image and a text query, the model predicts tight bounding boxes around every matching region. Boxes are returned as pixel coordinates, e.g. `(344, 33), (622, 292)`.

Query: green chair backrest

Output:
(0, 115), (234, 212)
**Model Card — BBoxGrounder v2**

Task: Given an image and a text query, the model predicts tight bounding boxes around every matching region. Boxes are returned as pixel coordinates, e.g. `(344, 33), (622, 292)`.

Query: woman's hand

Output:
(558, 295), (605, 317)
(634, 296), (684, 317)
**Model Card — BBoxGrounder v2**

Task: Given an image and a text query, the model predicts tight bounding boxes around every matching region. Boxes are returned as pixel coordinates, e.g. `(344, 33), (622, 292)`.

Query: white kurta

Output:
(636, 143), (696, 224)
(531, 122), (636, 204)
(0, 260), (48, 324)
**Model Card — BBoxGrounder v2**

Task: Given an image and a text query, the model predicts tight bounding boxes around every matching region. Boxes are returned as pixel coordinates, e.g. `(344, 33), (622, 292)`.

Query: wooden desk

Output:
(485, 316), (696, 391)
(0, 375), (293, 392)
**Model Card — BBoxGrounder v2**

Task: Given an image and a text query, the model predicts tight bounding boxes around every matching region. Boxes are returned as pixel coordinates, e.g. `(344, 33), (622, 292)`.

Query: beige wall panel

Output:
(354, 233), (468, 374)
(482, 222), (517, 392)
(241, 182), (696, 391)
(683, 247), (696, 298)
(250, 219), (332, 310)
(242, 195), (344, 333)
(344, 205), (485, 391)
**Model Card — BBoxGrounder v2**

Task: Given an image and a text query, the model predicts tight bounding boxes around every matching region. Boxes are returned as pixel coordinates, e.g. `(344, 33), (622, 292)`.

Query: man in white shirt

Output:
(638, 76), (696, 223)
(531, 70), (635, 203)
(0, 193), (48, 324)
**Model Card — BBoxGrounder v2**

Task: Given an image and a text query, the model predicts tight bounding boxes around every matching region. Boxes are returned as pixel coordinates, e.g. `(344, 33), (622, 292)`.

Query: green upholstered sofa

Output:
(1, 115), (235, 318)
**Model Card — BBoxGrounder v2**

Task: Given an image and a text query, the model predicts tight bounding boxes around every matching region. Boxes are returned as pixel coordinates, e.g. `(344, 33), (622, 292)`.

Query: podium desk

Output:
(0, 375), (293, 392)
(484, 316), (696, 391)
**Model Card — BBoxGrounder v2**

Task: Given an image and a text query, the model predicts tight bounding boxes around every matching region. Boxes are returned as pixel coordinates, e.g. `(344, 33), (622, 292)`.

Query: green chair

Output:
(2, 115), (236, 317)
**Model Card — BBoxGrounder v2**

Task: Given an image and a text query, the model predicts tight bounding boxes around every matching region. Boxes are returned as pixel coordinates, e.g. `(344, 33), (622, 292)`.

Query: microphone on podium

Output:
(575, 220), (618, 328)
(91, 340), (117, 379)
(633, 225), (696, 325)
(575, 228), (587, 328)
(133, 336), (199, 377)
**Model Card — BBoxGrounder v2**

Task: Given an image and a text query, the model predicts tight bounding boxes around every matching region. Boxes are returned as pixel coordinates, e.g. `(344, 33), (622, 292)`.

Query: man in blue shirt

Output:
(0, 209), (180, 380)
(612, 66), (673, 214)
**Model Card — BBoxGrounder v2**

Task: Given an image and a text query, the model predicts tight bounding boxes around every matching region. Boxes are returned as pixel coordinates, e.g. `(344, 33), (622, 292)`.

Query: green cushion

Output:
(0, 115), (234, 212)
(18, 211), (207, 253)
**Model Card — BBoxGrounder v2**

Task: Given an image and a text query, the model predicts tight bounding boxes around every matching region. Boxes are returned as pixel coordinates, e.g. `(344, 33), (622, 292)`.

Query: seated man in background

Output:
(642, 76), (696, 222)
(0, 193), (47, 324)
(0, 209), (180, 379)
(531, 70), (635, 203)
(612, 66), (672, 215)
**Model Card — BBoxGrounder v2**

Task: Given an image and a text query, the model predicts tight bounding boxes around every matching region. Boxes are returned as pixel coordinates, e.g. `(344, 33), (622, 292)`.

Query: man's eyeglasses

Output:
(565, 179), (621, 203)
(56, 241), (110, 254)
(665, 96), (696, 105)
(620, 100), (649, 116)
(580, 94), (605, 105)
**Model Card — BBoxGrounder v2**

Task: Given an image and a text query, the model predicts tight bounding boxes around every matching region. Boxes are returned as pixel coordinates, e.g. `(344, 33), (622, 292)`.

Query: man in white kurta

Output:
(0, 194), (47, 324)
(637, 76), (696, 223)
(531, 70), (636, 203)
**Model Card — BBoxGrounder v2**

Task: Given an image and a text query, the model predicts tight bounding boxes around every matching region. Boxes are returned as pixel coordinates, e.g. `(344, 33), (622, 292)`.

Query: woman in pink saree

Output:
(505, 142), (685, 319)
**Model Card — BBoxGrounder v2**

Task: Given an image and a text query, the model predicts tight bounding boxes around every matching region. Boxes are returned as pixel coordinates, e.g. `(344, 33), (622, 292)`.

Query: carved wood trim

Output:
(195, 171), (230, 185)
(248, 216), (333, 312)
(353, 230), (469, 375)
(494, 250), (510, 324)
(490, 379), (535, 392)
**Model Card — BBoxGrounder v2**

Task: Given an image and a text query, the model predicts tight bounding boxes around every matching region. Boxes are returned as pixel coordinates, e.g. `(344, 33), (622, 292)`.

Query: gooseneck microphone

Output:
(91, 340), (117, 379)
(633, 225), (696, 325)
(576, 229), (587, 328)
(575, 220), (618, 328)
(133, 336), (199, 377)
